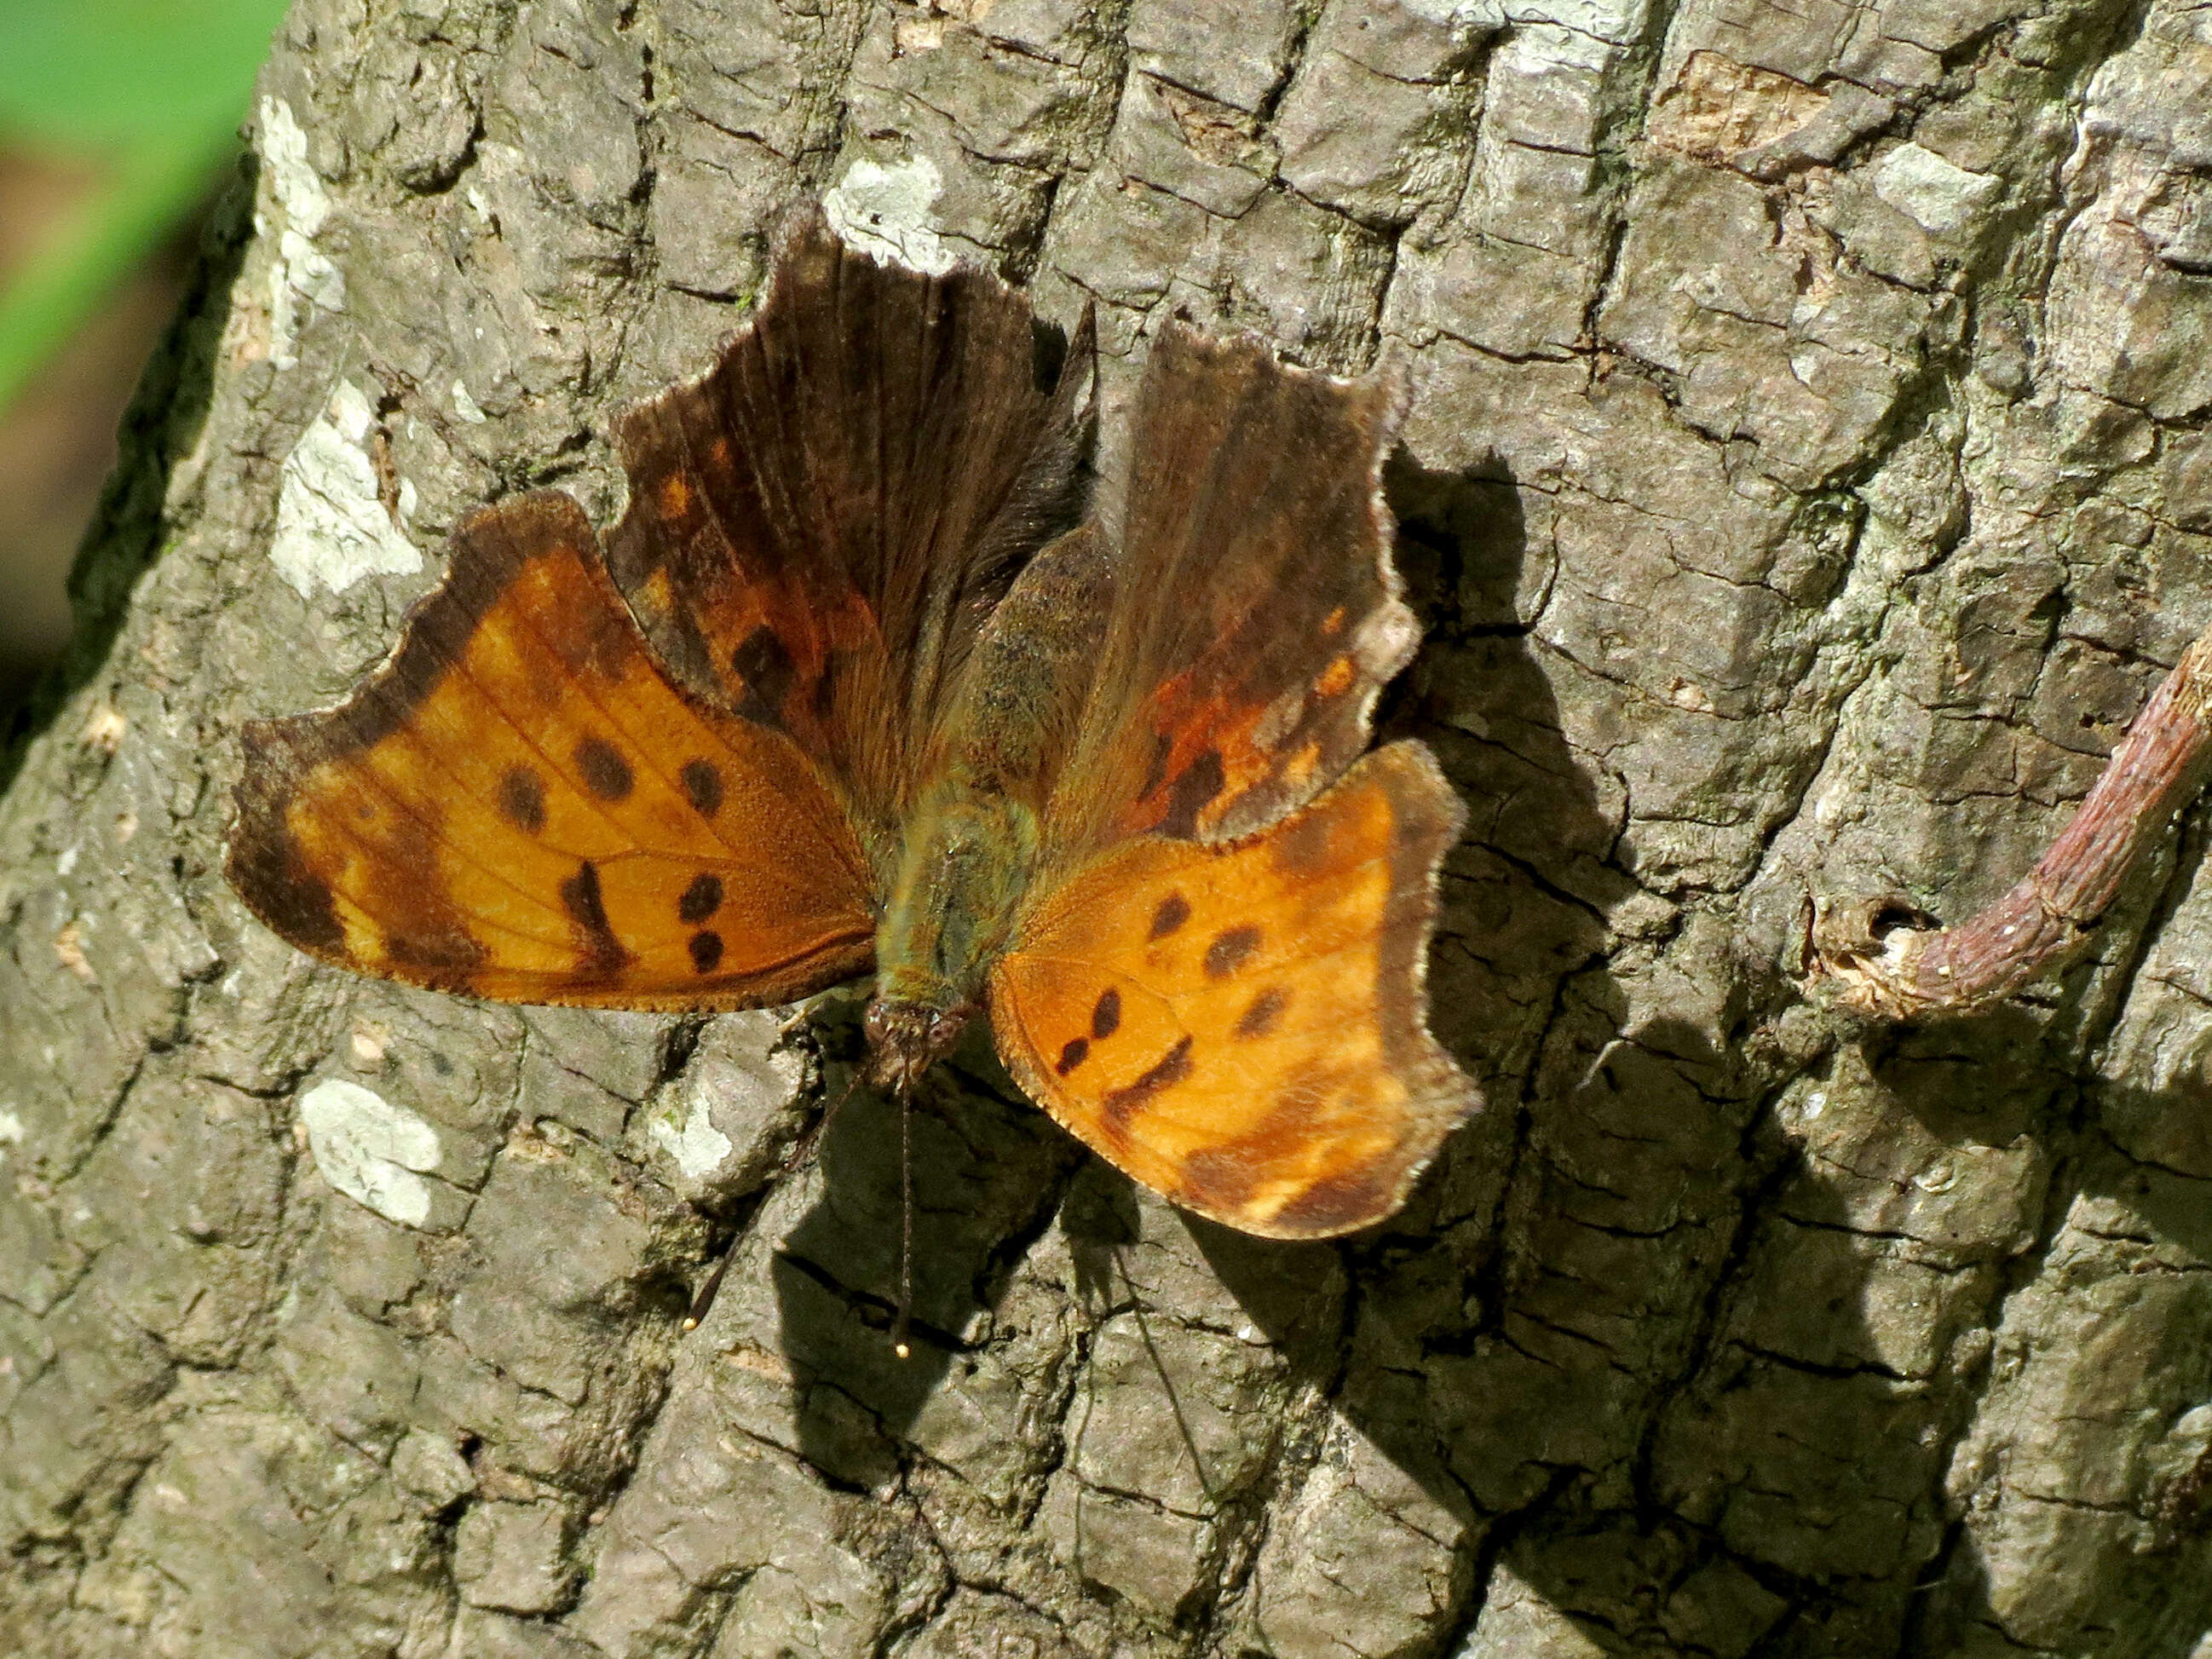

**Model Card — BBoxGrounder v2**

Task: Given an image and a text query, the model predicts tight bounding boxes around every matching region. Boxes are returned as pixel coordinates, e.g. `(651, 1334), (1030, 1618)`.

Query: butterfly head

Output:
(862, 996), (975, 1097)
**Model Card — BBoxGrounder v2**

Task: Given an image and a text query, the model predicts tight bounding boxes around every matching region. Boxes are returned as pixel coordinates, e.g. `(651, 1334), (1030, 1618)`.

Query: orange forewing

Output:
(228, 493), (878, 1011)
(990, 742), (1471, 1238)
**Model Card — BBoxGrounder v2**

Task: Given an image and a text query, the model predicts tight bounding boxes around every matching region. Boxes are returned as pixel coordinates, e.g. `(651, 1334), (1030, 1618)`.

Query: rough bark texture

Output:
(5, 1), (2212, 1654)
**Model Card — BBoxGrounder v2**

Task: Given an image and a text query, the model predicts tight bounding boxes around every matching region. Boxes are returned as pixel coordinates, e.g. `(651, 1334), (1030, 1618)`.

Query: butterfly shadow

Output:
(764, 1011), (1091, 1486)
(1195, 447), (1670, 1537)
(1181, 454), (1937, 1646)
(751, 452), (1589, 1458)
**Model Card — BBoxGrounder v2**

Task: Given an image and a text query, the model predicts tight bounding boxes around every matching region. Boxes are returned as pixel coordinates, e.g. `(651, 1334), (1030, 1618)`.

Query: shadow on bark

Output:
(766, 1038), (1086, 1481)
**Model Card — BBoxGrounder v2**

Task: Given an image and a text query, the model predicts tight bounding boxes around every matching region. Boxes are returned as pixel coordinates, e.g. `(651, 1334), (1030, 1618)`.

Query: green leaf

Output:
(0, 0), (291, 150)
(0, 0), (290, 414)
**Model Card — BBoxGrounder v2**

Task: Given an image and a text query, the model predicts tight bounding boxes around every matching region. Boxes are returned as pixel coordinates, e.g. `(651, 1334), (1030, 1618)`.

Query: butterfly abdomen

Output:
(865, 525), (1112, 1086)
(934, 526), (1112, 805)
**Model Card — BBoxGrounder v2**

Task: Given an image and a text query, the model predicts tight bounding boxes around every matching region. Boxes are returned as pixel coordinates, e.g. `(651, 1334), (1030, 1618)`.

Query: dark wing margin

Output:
(227, 491), (881, 1012)
(1041, 322), (1414, 866)
(603, 205), (1095, 851)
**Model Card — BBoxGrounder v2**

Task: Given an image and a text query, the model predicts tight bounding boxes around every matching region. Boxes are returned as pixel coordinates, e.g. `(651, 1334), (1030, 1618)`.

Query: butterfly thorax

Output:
(866, 776), (1040, 1091)
(865, 526), (1111, 1092)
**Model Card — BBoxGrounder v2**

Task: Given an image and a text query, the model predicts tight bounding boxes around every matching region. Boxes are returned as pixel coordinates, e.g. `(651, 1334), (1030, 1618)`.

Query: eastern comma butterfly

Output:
(228, 207), (1478, 1261)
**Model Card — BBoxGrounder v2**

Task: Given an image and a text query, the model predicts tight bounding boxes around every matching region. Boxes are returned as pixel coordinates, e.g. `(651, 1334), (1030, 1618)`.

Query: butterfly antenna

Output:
(682, 1068), (867, 1335)
(681, 1249), (734, 1334)
(893, 1083), (916, 1360)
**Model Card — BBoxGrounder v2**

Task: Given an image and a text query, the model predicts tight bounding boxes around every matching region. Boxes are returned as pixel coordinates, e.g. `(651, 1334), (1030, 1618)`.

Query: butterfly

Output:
(227, 207), (1478, 1273)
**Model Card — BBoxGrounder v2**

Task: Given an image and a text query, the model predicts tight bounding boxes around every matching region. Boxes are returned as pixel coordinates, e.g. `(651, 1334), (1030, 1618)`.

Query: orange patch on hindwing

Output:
(993, 742), (1469, 1236)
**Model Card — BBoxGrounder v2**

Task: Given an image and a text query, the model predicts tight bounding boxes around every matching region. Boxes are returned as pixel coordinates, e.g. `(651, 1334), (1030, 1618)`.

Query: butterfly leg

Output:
(683, 1066), (868, 1335)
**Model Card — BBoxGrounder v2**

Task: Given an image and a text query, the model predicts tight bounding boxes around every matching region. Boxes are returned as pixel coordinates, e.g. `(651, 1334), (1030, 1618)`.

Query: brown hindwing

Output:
(1045, 322), (1414, 862)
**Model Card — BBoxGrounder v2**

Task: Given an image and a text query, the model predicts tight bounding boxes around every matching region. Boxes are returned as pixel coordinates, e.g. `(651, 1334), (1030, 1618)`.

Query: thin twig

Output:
(1812, 631), (2212, 1020)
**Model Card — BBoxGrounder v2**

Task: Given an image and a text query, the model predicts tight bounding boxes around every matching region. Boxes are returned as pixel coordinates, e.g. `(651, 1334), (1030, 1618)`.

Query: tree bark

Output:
(6, 0), (2212, 1654)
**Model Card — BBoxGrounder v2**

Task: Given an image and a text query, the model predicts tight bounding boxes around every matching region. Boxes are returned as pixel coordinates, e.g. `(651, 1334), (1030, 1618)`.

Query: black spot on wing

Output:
(1092, 988), (1122, 1040)
(1236, 986), (1288, 1039)
(498, 765), (545, 832)
(1103, 1035), (1195, 1132)
(678, 873), (724, 925)
(680, 758), (723, 818)
(1205, 925), (1262, 979)
(574, 736), (634, 801)
(1056, 1036), (1089, 1075)
(1149, 892), (1190, 940)
(689, 930), (724, 973)
(560, 860), (628, 976)
(1155, 749), (1225, 838)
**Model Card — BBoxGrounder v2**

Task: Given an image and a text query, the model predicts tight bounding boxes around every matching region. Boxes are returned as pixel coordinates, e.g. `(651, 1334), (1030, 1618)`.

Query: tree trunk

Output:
(6, 0), (2212, 1653)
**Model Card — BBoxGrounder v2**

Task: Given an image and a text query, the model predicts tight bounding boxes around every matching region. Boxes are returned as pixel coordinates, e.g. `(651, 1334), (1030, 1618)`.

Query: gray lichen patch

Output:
(298, 1078), (443, 1229)
(639, 1012), (809, 1203)
(267, 381), (421, 599)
